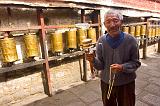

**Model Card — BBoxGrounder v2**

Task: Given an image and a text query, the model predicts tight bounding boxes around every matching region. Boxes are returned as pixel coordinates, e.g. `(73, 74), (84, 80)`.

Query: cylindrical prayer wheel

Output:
(141, 25), (146, 35)
(66, 29), (77, 49)
(152, 28), (156, 37)
(87, 28), (97, 43)
(130, 26), (135, 36)
(51, 32), (63, 53)
(135, 25), (141, 37)
(156, 27), (159, 36)
(24, 34), (39, 58)
(122, 26), (129, 34)
(148, 28), (152, 38)
(158, 27), (160, 36)
(77, 28), (87, 46)
(0, 38), (18, 63)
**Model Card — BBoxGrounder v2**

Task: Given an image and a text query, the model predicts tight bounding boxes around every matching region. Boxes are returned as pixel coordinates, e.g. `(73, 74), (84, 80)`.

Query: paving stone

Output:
(144, 84), (160, 96)
(136, 100), (149, 106)
(136, 72), (150, 81)
(145, 70), (160, 77)
(135, 80), (149, 89)
(66, 101), (85, 106)
(135, 88), (143, 96)
(142, 93), (160, 106)
(79, 90), (101, 103)
(149, 78), (160, 86)
(89, 100), (103, 106)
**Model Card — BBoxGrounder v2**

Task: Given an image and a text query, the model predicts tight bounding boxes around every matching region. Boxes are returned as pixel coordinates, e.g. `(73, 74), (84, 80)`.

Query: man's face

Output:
(104, 14), (122, 37)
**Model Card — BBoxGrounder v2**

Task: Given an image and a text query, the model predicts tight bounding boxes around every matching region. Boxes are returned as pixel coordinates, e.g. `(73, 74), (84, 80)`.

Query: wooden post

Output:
(142, 35), (147, 59)
(37, 9), (52, 96)
(81, 9), (87, 81)
(97, 10), (101, 39)
(158, 37), (160, 53)
(81, 9), (85, 23)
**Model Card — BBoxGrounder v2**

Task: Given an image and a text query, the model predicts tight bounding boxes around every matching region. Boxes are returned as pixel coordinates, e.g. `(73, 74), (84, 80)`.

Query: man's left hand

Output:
(110, 64), (123, 72)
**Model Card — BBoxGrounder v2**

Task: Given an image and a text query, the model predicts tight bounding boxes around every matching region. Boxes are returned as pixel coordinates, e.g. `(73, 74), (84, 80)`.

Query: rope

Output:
(107, 66), (116, 100)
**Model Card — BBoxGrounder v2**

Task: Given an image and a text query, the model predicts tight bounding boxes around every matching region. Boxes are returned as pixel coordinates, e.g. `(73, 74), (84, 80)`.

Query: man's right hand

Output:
(86, 52), (95, 63)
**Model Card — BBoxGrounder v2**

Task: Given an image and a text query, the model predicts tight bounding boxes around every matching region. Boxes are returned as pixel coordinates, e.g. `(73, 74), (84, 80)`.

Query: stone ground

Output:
(11, 46), (160, 106)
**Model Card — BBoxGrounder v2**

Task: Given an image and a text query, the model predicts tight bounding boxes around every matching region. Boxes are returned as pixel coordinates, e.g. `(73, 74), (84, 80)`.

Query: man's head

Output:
(104, 9), (123, 37)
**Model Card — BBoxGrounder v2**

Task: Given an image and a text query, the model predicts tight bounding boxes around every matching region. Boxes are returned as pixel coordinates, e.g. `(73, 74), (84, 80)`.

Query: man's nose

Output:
(110, 21), (116, 27)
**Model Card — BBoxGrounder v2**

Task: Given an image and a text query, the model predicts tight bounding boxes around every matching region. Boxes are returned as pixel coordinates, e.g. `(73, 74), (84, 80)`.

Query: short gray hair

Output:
(104, 9), (123, 21)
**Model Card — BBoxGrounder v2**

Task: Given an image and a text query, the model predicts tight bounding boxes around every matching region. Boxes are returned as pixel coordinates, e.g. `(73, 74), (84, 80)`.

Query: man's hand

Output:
(86, 52), (95, 63)
(110, 64), (123, 72)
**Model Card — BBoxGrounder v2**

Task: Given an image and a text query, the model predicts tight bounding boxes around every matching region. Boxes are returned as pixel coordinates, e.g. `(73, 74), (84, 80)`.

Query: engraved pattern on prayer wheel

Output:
(66, 29), (77, 49)
(51, 32), (63, 53)
(24, 34), (39, 58)
(156, 27), (159, 36)
(122, 26), (129, 34)
(135, 25), (141, 37)
(130, 26), (135, 36)
(152, 28), (156, 37)
(87, 28), (97, 43)
(141, 25), (146, 35)
(77, 28), (87, 46)
(158, 27), (160, 36)
(148, 28), (152, 38)
(0, 38), (18, 63)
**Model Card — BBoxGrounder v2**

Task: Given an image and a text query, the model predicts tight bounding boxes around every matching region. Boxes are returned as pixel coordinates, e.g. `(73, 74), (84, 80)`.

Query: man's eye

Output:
(113, 20), (119, 23)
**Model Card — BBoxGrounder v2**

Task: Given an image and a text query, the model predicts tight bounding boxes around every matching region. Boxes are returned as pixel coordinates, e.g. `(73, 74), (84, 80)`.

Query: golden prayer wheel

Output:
(82, 38), (92, 49)
(148, 28), (152, 38)
(156, 27), (159, 36)
(152, 28), (156, 37)
(24, 34), (39, 58)
(51, 31), (63, 53)
(122, 26), (129, 34)
(130, 26), (135, 36)
(87, 28), (97, 44)
(135, 25), (141, 37)
(77, 28), (87, 46)
(66, 29), (77, 49)
(158, 27), (160, 36)
(0, 38), (18, 63)
(141, 25), (146, 35)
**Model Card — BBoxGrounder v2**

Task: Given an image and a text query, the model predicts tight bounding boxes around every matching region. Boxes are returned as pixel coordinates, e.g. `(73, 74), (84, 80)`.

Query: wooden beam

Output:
(81, 9), (85, 23)
(80, 9), (87, 82)
(0, 59), (45, 74)
(37, 9), (52, 96)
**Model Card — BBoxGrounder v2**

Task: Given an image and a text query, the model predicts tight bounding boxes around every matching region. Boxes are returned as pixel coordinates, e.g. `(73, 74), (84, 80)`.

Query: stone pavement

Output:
(13, 52), (160, 106)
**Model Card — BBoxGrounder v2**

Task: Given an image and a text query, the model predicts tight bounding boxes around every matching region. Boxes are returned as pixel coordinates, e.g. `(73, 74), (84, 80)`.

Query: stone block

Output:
(142, 93), (160, 106)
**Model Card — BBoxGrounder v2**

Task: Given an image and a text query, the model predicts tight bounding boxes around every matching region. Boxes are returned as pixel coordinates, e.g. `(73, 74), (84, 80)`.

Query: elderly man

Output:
(87, 9), (141, 106)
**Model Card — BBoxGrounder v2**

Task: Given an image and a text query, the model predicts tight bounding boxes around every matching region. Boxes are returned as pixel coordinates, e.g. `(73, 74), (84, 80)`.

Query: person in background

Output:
(86, 9), (141, 106)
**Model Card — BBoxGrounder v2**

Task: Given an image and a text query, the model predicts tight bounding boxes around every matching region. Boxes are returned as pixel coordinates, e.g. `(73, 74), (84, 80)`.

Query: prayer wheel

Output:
(156, 27), (159, 36)
(51, 31), (63, 53)
(122, 26), (129, 34)
(135, 25), (141, 37)
(152, 28), (156, 37)
(130, 26), (135, 36)
(0, 38), (18, 63)
(24, 34), (39, 58)
(148, 28), (152, 38)
(82, 38), (92, 49)
(87, 28), (97, 44)
(66, 29), (77, 49)
(141, 25), (146, 35)
(158, 27), (160, 36)
(77, 28), (87, 46)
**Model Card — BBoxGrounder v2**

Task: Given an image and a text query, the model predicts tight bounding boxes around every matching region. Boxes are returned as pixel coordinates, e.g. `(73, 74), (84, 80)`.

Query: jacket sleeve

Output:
(93, 38), (104, 70)
(122, 39), (141, 73)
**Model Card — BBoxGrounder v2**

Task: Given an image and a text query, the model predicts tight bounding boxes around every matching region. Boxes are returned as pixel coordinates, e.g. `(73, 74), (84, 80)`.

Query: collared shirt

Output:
(106, 31), (124, 49)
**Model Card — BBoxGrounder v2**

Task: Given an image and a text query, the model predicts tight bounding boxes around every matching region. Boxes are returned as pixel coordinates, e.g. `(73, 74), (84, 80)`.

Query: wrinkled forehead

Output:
(105, 13), (120, 20)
